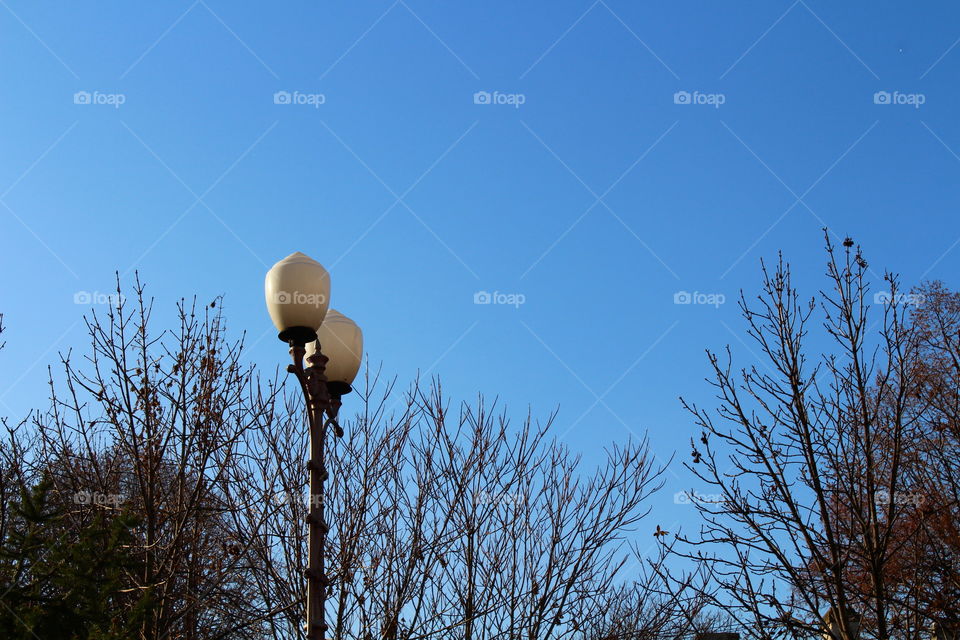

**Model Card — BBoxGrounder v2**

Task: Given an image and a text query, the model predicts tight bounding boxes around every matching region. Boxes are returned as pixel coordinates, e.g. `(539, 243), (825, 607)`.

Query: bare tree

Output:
(854, 281), (960, 635)
(238, 372), (668, 640)
(1, 281), (672, 640)
(671, 235), (928, 640)
(580, 549), (725, 640)
(29, 279), (280, 639)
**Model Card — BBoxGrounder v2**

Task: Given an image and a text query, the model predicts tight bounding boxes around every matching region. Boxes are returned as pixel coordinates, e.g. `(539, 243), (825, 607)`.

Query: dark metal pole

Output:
(286, 338), (345, 640)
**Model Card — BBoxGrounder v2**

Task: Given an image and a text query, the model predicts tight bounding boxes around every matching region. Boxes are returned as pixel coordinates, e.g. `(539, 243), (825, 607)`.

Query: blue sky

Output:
(2, 1), (959, 555)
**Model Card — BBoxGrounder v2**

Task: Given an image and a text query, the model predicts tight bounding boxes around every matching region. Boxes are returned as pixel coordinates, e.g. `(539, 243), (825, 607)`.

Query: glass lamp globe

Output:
(264, 252), (331, 343)
(305, 309), (363, 395)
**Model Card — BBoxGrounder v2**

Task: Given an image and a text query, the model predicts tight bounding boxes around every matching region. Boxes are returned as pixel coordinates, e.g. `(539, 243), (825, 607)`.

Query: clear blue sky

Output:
(1, 1), (959, 557)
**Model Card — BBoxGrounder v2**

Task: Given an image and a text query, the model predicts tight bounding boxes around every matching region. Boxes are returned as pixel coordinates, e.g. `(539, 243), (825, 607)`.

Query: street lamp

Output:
(264, 252), (363, 640)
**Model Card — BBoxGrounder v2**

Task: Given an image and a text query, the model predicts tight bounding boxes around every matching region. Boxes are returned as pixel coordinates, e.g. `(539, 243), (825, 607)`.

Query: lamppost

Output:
(264, 252), (364, 640)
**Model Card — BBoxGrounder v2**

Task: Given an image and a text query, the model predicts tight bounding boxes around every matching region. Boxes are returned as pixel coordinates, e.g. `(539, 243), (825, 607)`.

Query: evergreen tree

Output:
(0, 477), (153, 639)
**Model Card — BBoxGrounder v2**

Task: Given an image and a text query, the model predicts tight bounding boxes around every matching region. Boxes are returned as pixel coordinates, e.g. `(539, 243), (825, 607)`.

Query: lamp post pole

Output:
(286, 336), (333, 639)
(265, 252), (364, 640)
